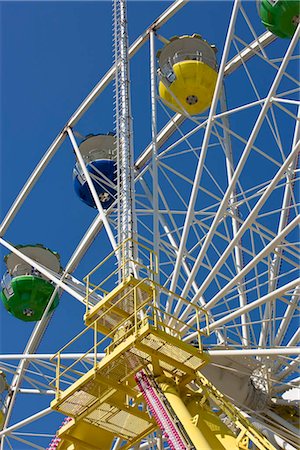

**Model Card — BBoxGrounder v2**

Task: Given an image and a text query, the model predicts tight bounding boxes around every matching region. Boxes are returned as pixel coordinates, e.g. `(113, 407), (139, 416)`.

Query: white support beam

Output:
(274, 285), (300, 347)
(0, 0), (187, 240)
(225, 31), (276, 75)
(178, 143), (300, 326)
(0, 239), (84, 302)
(184, 214), (300, 323)
(175, 24), (300, 318)
(184, 277), (300, 341)
(0, 131), (66, 237)
(0, 353), (105, 360)
(286, 328), (300, 347)
(220, 87), (249, 346)
(66, 214), (103, 273)
(168, 0), (241, 304)
(0, 407), (52, 438)
(276, 356), (299, 382)
(135, 32), (276, 173)
(241, 411), (298, 450)
(2, 348), (299, 363)
(206, 277), (300, 335)
(67, 127), (118, 254)
(13, 389), (55, 395)
(208, 347), (300, 357)
(259, 104), (300, 347)
(0, 219), (104, 433)
(150, 30), (160, 283)
(139, 178), (225, 344)
(0, 27), (277, 276)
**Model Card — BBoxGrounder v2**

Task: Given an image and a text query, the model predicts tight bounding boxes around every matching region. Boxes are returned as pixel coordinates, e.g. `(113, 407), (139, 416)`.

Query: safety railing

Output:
(51, 279), (209, 400)
(161, 50), (217, 82)
(84, 238), (158, 313)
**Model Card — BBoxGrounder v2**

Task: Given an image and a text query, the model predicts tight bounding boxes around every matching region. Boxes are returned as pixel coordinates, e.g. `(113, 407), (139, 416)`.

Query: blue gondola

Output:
(73, 133), (116, 209)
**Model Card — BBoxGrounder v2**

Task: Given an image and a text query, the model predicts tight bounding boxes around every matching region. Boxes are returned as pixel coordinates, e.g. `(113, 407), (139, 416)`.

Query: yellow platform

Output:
(84, 276), (153, 334)
(51, 313), (208, 447)
(51, 273), (276, 450)
(56, 419), (115, 449)
(51, 319), (208, 406)
(51, 274), (209, 447)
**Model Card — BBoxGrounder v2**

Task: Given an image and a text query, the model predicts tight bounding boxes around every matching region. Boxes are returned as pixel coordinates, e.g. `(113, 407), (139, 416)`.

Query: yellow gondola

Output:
(157, 34), (218, 116)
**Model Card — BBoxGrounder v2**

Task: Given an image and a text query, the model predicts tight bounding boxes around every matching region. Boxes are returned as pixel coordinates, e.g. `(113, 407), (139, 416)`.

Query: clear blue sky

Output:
(0, 1), (297, 448)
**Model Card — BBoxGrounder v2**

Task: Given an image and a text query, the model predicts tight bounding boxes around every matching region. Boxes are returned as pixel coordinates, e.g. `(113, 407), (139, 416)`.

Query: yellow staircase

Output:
(51, 245), (209, 448)
(50, 240), (276, 450)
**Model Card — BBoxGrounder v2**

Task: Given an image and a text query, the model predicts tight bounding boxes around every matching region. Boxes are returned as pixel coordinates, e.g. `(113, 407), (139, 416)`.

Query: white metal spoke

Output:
(177, 126), (300, 323)
(206, 278), (299, 336)
(259, 105), (300, 347)
(172, 28), (299, 319)
(169, 0), (241, 298)
(2, 1), (299, 447)
(187, 215), (299, 320)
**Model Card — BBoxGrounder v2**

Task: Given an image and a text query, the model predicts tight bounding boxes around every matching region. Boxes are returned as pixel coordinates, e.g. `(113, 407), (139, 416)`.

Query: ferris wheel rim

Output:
(0, 0), (299, 449)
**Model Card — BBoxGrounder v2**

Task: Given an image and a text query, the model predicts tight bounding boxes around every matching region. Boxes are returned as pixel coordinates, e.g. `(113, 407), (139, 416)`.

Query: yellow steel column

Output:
(185, 394), (238, 450)
(158, 377), (215, 450)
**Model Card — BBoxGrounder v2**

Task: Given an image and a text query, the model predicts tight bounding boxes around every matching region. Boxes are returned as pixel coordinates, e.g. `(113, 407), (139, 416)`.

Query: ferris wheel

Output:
(0, 0), (299, 449)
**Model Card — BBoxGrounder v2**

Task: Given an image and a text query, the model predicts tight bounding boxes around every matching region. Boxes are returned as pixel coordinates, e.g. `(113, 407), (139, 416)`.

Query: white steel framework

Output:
(0, 0), (299, 449)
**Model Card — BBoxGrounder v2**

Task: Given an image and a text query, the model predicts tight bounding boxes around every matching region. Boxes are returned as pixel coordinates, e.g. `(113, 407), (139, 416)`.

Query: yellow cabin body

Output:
(159, 60), (218, 115)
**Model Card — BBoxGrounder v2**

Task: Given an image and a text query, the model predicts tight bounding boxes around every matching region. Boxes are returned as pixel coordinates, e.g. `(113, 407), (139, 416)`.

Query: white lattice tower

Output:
(113, 0), (136, 278)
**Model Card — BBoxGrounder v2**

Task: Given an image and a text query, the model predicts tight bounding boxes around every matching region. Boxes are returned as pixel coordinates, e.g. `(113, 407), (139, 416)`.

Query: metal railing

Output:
(51, 279), (209, 400)
(160, 50), (217, 82)
(84, 238), (158, 313)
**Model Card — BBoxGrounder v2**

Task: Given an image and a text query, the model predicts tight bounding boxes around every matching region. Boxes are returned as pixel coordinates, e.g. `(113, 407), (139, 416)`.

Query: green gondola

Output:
(259, 0), (299, 38)
(1, 245), (61, 322)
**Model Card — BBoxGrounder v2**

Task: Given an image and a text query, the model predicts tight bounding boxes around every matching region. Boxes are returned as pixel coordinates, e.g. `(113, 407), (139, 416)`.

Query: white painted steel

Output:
(259, 105), (300, 348)
(2, 348), (299, 360)
(168, 0), (241, 306)
(0, 0), (187, 240)
(0, 408), (52, 438)
(172, 28), (300, 326)
(220, 88), (249, 346)
(115, 0), (136, 275)
(1, 2), (299, 449)
(0, 239), (84, 302)
(182, 214), (300, 327)
(206, 278), (299, 335)
(67, 127), (118, 253)
(150, 30), (160, 282)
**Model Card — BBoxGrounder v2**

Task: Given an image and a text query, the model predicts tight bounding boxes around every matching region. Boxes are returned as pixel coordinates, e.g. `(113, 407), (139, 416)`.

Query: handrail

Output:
(51, 277), (209, 399)
(83, 238), (158, 284)
(51, 293), (151, 395)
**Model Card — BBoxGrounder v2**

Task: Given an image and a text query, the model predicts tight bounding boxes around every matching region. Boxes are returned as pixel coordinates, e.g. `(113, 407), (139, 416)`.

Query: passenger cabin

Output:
(0, 245), (61, 321)
(157, 34), (218, 115)
(73, 133), (116, 209)
(258, 0), (299, 38)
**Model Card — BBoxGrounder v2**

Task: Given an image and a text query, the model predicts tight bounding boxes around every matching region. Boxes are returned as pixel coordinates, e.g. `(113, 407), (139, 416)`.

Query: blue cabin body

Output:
(73, 159), (116, 209)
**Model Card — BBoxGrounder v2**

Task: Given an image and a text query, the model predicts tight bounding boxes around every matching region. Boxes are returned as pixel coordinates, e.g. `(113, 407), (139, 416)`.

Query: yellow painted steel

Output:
(159, 61), (218, 115)
(196, 373), (277, 450)
(158, 377), (240, 450)
(158, 377), (222, 450)
(57, 419), (114, 449)
(50, 282), (208, 448)
(50, 240), (276, 450)
(185, 394), (238, 450)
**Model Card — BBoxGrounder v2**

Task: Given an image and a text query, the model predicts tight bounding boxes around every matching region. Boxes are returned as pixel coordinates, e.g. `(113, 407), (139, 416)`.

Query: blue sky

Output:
(0, 1), (298, 448)
(1, 0), (233, 351)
